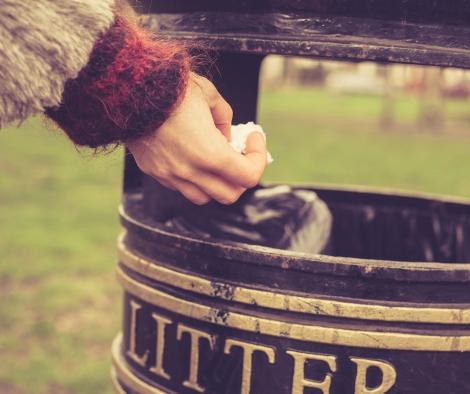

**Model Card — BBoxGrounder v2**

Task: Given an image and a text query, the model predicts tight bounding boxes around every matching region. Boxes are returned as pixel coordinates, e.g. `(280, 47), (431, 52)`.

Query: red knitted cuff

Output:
(46, 16), (190, 148)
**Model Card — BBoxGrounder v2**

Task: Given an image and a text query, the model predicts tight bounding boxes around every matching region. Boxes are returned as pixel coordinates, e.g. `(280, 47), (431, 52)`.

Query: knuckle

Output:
(151, 167), (171, 181)
(133, 157), (152, 175)
(192, 195), (211, 206)
(202, 153), (224, 171)
(159, 180), (174, 190)
(174, 164), (193, 179)
(137, 161), (151, 175)
(224, 102), (234, 118)
(219, 190), (242, 205)
(243, 171), (261, 188)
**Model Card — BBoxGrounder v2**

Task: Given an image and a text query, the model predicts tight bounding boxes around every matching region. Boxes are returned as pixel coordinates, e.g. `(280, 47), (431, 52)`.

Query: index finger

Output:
(210, 94), (233, 141)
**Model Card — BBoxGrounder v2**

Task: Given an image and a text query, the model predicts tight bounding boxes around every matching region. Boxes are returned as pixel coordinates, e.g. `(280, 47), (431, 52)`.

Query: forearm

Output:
(1, 0), (190, 148)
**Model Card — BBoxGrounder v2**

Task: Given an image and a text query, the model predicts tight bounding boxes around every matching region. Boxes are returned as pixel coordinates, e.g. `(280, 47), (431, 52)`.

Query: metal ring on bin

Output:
(117, 267), (470, 352)
(119, 203), (470, 284)
(112, 334), (171, 394)
(118, 238), (470, 325)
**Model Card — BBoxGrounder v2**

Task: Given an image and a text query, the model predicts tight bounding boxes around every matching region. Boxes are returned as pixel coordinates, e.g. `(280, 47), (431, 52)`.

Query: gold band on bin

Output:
(117, 266), (470, 352)
(112, 333), (172, 394)
(118, 239), (470, 325)
(111, 366), (128, 394)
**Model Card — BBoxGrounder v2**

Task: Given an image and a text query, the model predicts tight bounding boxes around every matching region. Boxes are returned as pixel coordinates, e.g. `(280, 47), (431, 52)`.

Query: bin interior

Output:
(138, 179), (470, 264)
(314, 187), (470, 263)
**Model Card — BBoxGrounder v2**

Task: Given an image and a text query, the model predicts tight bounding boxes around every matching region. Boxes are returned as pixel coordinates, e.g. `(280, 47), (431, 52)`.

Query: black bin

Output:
(112, 2), (470, 393)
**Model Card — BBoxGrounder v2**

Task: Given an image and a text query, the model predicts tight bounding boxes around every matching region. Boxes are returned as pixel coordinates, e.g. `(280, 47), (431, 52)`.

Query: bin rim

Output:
(120, 184), (470, 283)
(140, 12), (470, 69)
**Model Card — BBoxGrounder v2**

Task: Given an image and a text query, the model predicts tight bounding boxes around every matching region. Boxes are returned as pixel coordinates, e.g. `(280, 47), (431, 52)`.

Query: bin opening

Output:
(164, 185), (333, 255)
(141, 178), (470, 264)
(319, 187), (470, 264)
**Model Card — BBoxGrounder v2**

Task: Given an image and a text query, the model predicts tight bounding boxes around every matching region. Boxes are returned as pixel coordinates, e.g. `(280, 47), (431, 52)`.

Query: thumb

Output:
(243, 131), (268, 176)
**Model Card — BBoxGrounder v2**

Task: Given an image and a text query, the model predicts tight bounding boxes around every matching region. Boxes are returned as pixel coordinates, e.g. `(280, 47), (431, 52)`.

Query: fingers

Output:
(210, 132), (267, 189)
(191, 171), (246, 205)
(162, 172), (245, 205)
(129, 73), (267, 206)
(152, 160), (247, 205)
(131, 127), (266, 204)
(148, 171), (211, 205)
(158, 179), (176, 191)
(170, 178), (211, 206)
(244, 132), (268, 173)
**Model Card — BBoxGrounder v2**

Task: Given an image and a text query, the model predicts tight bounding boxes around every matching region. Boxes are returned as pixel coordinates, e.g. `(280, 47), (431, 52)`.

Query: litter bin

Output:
(112, 2), (470, 393)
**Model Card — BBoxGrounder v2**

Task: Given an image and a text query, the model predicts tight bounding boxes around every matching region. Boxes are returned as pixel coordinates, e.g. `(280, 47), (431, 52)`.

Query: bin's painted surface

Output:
(136, 1), (470, 70)
(112, 186), (470, 394)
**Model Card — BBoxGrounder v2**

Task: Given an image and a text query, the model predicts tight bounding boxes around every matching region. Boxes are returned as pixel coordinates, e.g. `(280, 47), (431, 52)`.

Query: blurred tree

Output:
(379, 64), (396, 130)
(419, 67), (445, 131)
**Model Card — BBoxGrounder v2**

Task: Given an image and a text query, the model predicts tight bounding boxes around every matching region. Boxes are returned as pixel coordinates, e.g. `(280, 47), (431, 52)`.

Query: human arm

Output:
(0, 0), (266, 203)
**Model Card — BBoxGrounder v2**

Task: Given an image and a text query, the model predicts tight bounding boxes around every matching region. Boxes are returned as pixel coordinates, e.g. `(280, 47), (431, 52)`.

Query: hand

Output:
(127, 73), (268, 205)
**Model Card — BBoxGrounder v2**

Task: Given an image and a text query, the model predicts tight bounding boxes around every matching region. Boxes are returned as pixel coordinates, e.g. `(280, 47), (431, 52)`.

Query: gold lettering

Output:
(224, 339), (276, 394)
(286, 350), (337, 394)
(350, 357), (397, 394)
(126, 300), (149, 367)
(149, 313), (173, 380)
(177, 324), (215, 393)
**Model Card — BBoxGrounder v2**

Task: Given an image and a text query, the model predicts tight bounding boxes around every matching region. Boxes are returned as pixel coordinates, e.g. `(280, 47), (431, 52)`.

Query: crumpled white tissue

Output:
(230, 122), (273, 164)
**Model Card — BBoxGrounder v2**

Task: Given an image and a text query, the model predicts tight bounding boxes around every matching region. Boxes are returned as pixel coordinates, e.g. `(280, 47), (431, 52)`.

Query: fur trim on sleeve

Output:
(46, 17), (190, 148)
(0, 0), (115, 126)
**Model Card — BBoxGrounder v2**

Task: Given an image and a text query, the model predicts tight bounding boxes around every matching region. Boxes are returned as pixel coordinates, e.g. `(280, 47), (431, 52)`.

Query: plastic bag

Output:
(165, 185), (332, 254)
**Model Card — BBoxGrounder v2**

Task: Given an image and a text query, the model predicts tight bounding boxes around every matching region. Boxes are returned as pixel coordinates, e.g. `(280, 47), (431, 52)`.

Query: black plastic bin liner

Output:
(141, 176), (470, 263)
(314, 188), (470, 263)
(164, 185), (332, 254)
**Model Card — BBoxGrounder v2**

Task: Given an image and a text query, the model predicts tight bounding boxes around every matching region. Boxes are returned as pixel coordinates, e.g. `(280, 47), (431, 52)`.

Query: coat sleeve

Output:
(0, 0), (190, 148)
(0, 0), (115, 126)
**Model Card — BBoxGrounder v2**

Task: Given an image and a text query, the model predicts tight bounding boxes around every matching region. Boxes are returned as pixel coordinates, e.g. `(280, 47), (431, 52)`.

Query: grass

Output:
(1, 88), (470, 393)
(261, 88), (470, 197)
(0, 121), (122, 394)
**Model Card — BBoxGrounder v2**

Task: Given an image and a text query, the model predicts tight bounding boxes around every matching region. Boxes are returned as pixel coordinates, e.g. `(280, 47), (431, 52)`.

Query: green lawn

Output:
(261, 88), (470, 197)
(1, 88), (470, 393)
(0, 121), (122, 393)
